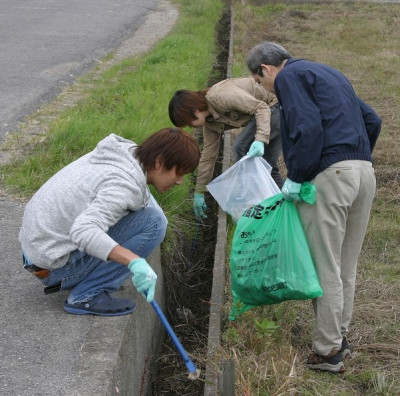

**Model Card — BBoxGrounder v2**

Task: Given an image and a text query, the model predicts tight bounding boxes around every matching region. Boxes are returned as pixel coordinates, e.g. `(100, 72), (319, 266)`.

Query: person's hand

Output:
(247, 140), (265, 157)
(193, 193), (207, 219)
(128, 258), (157, 302)
(282, 178), (302, 202)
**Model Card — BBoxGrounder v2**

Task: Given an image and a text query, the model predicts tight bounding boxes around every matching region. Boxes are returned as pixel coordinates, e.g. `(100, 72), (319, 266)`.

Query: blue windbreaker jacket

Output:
(275, 58), (381, 182)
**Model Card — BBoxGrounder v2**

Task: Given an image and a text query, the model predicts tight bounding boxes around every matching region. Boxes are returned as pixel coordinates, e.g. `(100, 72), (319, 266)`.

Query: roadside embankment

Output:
(0, 2), (178, 395)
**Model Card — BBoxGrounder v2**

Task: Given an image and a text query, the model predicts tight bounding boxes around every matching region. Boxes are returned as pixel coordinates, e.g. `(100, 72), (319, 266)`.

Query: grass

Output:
(0, 0), (224, 212)
(220, 1), (400, 395)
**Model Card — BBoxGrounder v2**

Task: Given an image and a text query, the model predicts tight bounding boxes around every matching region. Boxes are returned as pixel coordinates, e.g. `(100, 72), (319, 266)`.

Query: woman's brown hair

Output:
(168, 89), (209, 127)
(135, 127), (200, 174)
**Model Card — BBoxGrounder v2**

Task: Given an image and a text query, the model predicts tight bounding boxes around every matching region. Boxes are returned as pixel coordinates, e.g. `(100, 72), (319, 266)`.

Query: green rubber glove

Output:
(247, 140), (265, 157)
(282, 178), (302, 202)
(128, 258), (157, 302)
(300, 182), (317, 205)
(193, 193), (207, 219)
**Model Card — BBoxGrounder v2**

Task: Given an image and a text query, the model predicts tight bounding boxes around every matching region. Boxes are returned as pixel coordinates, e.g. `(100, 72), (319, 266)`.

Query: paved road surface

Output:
(0, 0), (159, 141)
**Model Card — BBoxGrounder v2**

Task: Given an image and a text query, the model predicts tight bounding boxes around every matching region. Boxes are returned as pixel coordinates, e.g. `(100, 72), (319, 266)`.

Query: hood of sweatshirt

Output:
(89, 133), (149, 206)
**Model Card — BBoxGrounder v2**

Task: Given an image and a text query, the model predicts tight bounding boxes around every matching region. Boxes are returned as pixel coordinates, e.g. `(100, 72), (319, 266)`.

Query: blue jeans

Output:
(232, 104), (283, 188)
(37, 206), (167, 304)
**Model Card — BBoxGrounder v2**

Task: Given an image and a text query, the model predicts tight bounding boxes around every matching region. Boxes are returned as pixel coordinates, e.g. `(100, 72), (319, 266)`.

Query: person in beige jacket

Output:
(169, 77), (282, 219)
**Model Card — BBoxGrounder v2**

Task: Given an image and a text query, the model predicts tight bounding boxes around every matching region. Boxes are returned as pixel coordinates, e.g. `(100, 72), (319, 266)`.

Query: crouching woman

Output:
(19, 128), (200, 316)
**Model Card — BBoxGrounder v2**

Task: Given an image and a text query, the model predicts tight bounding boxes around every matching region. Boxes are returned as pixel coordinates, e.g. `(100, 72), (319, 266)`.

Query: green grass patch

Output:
(0, 0), (224, 202)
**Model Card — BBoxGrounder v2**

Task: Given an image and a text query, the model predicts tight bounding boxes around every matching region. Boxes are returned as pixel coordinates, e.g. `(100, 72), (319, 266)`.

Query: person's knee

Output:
(146, 207), (168, 243)
(271, 168), (284, 189)
(232, 138), (250, 161)
(231, 145), (244, 162)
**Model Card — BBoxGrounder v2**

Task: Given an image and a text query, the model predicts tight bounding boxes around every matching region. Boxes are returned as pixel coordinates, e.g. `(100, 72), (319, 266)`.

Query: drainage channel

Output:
(203, 6), (235, 395)
(150, 5), (234, 396)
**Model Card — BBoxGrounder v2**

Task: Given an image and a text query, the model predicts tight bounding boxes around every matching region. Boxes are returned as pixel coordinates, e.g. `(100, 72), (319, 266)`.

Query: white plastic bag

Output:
(206, 156), (280, 221)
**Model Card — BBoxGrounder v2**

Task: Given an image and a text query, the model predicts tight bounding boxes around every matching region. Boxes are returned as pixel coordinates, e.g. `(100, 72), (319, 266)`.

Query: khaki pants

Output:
(297, 160), (376, 356)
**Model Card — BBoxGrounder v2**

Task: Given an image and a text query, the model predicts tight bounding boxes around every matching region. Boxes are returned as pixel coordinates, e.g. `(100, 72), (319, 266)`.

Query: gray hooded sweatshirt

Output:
(19, 134), (150, 269)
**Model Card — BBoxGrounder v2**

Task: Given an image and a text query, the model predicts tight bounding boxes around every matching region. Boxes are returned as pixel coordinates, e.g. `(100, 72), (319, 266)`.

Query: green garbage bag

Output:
(229, 188), (323, 320)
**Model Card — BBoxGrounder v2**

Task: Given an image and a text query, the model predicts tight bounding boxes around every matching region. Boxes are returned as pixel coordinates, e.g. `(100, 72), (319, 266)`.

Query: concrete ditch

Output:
(149, 5), (235, 396)
(203, 6), (235, 394)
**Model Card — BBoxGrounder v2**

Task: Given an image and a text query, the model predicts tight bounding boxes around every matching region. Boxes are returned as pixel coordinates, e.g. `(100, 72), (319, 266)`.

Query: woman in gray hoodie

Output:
(19, 127), (200, 316)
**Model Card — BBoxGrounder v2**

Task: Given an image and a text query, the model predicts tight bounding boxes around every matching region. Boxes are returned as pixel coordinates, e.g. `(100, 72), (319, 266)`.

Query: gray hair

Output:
(246, 42), (291, 73)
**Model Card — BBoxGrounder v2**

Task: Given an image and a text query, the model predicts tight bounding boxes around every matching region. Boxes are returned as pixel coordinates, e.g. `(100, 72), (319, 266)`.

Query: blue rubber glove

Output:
(247, 140), (265, 157)
(193, 193), (207, 219)
(282, 178), (302, 202)
(128, 258), (157, 302)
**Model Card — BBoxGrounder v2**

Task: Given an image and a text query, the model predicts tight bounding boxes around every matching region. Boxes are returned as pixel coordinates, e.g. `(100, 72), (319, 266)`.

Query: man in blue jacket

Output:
(247, 42), (381, 373)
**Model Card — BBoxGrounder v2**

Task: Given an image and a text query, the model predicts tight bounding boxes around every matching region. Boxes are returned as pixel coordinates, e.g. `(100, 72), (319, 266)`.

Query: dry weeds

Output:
(225, 1), (400, 394)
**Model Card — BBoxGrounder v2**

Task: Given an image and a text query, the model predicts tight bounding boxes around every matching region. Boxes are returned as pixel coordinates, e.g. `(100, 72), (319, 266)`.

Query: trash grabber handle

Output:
(150, 299), (198, 375)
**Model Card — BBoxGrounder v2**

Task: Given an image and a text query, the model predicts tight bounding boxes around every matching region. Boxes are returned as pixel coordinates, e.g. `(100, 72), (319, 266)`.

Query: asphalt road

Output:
(0, 0), (159, 141)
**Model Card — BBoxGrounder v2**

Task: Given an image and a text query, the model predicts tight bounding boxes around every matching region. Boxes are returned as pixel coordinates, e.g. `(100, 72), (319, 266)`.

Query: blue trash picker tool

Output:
(150, 298), (201, 380)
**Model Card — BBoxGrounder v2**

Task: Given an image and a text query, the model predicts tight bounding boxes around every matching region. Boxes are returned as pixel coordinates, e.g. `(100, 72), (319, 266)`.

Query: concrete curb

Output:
(68, 250), (165, 396)
(204, 6), (235, 395)
(0, 197), (165, 396)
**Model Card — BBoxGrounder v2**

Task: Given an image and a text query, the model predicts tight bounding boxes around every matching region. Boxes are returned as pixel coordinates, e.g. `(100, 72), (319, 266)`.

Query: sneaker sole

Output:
(64, 305), (136, 316)
(307, 362), (345, 373)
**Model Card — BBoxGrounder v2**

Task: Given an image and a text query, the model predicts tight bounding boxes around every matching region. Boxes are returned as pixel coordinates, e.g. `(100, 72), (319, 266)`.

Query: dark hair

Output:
(135, 127), (200, 175)
(168, 89), (209, 127)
